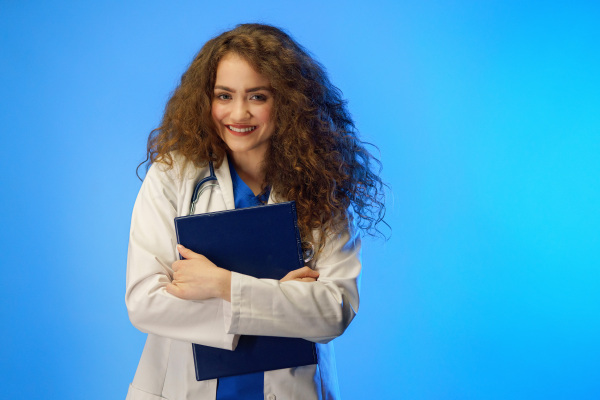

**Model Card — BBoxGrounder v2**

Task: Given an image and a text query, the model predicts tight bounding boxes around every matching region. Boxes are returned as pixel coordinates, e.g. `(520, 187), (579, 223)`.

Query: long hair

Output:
(142, 23), (387, 251)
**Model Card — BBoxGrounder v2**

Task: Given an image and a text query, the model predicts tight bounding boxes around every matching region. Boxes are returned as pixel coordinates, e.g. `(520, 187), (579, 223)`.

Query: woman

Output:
(126, 23), (386, 400)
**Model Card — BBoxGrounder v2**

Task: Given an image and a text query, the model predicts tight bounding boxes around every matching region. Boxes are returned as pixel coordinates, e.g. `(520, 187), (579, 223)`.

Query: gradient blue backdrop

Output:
(1, 1), (599, 399)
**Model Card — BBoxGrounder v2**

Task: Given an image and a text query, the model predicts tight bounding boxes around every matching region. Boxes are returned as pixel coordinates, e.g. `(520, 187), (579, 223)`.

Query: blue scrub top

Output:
(216, 158), (270, 400)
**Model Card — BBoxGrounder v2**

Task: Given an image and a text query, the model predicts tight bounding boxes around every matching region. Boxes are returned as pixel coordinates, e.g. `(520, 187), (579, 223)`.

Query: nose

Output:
(230, 98), (251, 121)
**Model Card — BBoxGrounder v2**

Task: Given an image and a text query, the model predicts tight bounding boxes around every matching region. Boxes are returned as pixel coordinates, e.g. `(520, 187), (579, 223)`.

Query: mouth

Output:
(226, 125), (257, 135)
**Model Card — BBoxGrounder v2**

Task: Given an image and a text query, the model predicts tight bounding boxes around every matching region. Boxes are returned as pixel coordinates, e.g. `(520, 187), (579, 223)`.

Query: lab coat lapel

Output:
(213, 154), (235, 211)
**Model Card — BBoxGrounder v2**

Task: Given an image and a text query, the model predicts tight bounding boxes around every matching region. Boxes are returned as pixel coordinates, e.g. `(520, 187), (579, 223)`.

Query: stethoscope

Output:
(189, 161), (219, 215)
(189, 161), (315, 262)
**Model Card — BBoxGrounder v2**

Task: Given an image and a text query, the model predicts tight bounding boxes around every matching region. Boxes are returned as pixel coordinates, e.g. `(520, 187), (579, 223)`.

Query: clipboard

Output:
(174, 201), (318, 381)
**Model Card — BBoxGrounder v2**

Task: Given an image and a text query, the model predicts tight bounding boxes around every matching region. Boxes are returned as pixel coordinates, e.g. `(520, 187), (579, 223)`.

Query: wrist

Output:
(220, 270), (232, 302)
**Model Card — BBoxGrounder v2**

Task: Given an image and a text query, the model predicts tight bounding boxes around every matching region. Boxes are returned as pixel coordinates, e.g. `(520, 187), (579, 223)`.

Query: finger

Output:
(297, 266), (319, 278)
(296, 277), (318, 282)
(166, 283), (183, 298)
(281, 270), (304, 282)
(177, 244), (202, 260)
(280, 267), (319, 282)
(304, 268), (320, 278)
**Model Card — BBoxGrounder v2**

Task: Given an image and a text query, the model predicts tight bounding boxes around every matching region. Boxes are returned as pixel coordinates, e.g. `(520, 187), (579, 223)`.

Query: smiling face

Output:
(211, 53), (275, 166)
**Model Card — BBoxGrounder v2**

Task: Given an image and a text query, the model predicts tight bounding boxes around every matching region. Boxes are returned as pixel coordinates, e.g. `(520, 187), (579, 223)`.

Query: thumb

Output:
(177, 244), (202, 259)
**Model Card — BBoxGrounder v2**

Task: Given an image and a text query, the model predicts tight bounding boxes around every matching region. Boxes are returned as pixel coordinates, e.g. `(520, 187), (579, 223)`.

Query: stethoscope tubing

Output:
(189, 161), (218, 215)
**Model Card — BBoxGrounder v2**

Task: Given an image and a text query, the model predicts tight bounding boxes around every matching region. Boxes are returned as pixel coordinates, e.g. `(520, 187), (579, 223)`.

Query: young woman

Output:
(126, 23), (386, 400)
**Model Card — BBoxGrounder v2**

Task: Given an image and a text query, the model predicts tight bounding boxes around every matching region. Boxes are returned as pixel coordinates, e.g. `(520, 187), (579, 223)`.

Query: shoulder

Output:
(139, 152), (209, 208)
(146, 151), (206, 185)
(312, 211), (361, 264)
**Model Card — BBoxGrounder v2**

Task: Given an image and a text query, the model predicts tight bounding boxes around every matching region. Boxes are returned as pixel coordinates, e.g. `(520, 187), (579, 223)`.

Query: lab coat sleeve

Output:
(125, 163), (238, 350)
(226, 222), (362, 344)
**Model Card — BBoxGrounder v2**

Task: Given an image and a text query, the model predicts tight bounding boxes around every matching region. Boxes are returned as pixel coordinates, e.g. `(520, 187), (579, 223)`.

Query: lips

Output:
(226, 125), (257, 136)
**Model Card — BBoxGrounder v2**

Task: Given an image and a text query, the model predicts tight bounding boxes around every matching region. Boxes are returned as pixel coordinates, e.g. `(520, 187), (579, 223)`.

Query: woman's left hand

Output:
(280, 266), (320, 283)
(167, 245), (232, 302)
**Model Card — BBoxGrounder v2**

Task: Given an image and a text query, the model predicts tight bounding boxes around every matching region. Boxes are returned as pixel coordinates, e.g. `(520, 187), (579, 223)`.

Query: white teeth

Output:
(228, 125), (256, 133)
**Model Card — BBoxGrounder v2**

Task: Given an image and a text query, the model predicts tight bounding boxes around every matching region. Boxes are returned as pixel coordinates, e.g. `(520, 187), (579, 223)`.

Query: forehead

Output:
(214, 53), (270, 88)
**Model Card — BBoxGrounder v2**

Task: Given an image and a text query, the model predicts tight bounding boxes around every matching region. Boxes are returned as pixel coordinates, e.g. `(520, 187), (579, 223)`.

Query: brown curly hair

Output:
(142, 23), (387, 252)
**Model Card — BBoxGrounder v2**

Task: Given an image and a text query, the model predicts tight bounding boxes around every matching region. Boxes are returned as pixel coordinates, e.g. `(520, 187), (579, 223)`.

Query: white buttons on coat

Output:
(266, 394), (276, 400)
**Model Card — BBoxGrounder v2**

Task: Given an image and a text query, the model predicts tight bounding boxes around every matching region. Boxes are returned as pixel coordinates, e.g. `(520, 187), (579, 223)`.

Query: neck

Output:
(228, 153), (265, 196)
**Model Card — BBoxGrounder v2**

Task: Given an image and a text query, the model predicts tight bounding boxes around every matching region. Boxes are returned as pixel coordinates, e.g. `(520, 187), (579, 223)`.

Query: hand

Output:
(166, 245), (231, 302)
(280, 266), (320, 283)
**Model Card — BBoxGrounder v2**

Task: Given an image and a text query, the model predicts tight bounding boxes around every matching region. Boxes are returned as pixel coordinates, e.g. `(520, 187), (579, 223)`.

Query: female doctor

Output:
(126, 24), (386, 400)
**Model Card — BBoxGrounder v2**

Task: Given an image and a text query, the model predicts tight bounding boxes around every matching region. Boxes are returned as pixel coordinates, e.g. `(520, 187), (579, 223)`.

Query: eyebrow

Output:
(214, 85), (271, 93)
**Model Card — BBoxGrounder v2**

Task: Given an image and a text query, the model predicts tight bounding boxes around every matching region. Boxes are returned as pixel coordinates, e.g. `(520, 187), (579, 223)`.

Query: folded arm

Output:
(226, 226), (362, 344)
(125, 164), (237, 350)
(164, 220), (362, 344)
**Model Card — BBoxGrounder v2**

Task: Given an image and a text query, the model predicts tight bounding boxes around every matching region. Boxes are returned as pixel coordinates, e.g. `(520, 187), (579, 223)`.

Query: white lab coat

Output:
(125, 152), (361, 400)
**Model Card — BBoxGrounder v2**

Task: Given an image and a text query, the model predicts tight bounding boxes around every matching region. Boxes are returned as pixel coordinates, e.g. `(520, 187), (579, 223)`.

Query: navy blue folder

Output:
(174, 201), (318, 381)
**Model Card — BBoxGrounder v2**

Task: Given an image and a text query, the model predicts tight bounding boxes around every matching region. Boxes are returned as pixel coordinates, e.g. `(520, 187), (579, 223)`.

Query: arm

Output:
(165, 221), (361, 344)
(125, 163), (238, 350)
(227, 224), (362, 344)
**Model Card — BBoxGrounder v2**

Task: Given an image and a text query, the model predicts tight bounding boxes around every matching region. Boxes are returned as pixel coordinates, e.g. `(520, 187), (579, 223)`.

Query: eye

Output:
(250, 93), (268, 101)
(215, 93), (232, 100)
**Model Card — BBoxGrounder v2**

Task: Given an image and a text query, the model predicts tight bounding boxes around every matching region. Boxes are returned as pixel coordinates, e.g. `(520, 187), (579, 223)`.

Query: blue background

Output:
(1, 1), (599, 398)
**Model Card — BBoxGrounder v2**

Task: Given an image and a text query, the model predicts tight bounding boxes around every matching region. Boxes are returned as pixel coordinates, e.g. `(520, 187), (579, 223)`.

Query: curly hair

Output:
(142, 23), (387, 252)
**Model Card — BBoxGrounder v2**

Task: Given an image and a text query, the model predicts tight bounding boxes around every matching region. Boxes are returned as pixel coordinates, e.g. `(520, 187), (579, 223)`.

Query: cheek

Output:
(261, 106), (276, 138)
(210, 105), (226, 139)
(257, 104), (273, 124)
(211, 104), (224, 122)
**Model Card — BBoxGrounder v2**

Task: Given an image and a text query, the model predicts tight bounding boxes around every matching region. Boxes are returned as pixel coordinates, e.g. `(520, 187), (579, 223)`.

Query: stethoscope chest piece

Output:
(302, 241), (314, 263)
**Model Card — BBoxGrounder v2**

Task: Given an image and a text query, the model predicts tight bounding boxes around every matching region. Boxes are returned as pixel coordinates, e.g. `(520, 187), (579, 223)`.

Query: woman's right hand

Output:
(167, 245), (232, 302)
(280, 266), (320, 283)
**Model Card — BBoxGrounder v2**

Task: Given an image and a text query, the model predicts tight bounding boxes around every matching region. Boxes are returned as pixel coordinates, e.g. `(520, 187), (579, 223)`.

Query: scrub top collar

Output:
(227, 157), (271, 209)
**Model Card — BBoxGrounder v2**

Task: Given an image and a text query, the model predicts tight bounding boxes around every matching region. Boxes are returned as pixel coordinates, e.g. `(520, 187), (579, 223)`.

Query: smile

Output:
(227, 125), (257, 133)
